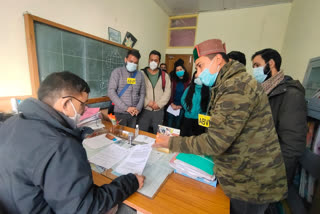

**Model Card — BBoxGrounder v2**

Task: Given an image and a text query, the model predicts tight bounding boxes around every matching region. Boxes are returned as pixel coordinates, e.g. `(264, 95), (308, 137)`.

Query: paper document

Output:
(89, 144), (128, 169)
(115, 144), (152, 175)
(83, 134), (116, 149)
(167, 105), (180, 116)
(134, 135), (155, 144)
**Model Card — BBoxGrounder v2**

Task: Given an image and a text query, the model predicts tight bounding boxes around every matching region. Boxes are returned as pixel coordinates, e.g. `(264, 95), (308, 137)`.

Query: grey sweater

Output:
(108, 66), (145, 114)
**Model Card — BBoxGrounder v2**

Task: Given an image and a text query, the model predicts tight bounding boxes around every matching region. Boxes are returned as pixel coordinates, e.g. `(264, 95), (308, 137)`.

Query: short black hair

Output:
(38, 71), (90, 104)
(149, 50), (161, 61)
(160, 63), (166, 67)
(126, 49), (141, 59)
(251, 48), (282, 71)
(206, 52), (229, 63)
(227, 51), (246, 65)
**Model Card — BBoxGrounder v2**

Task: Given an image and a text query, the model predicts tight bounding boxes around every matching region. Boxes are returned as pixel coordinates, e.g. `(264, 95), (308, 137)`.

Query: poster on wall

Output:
(122, 32), (137, 48)
(108, 27), (121, 44)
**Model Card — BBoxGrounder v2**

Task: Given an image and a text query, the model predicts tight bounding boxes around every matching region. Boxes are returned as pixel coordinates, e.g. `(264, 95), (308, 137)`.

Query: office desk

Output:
(92, 121), (230, 214)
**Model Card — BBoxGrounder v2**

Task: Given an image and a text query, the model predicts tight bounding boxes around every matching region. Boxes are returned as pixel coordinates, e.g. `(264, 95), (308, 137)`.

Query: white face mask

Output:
(126, 62), (137, 72)
(149, 61), (158, 70)
(69, 101), (81, 126)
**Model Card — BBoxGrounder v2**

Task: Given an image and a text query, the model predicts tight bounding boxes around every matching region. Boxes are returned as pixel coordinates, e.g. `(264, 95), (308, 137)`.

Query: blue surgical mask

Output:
(194, 77), (202, 85)
(126, 62), (137, 72)
(253, 66), (267, 83)
(176, 70), (185, 77)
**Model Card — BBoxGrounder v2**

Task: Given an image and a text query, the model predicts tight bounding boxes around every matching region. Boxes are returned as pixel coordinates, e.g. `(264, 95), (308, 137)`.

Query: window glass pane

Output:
(170, 17), (197, 28)
(170, 29), (195, 47)
(305, 66), (320, 99)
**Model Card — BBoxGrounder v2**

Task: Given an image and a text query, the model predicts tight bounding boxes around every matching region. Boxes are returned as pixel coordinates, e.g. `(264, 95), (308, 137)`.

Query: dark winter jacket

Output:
(0, 98), (139, 214)
(268, 75), (308, 184)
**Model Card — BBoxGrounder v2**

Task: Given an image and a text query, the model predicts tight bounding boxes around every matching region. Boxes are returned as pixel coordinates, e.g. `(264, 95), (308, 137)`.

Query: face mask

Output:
(126, 62), (137, 72)
(176, 70), (185, 77)
(69, 100), (81, 126)
(253, 66), (267, 83)
(149, 61), (158, 70)
(194, 77), (202, 85)
(199, 58), (220, 87)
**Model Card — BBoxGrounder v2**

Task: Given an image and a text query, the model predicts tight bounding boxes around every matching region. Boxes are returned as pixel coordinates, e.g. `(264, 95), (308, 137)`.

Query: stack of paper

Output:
(170, 153), (217, 187)
(78, 107), (104, 130)
(114, 144), (152, 175)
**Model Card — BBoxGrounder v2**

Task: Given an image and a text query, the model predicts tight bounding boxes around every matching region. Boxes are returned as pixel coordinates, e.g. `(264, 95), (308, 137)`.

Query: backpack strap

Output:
(112, 71), (138, 105)
(161, 70), (166, 91)
(118, 71), (138, 97)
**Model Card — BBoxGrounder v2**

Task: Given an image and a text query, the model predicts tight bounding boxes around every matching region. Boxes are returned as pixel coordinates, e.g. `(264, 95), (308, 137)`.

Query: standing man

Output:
(160, 63), (167, 72)
(139, 50), (171, 133)
(155, 39), (287, 214)
(251, 48), (307, 186)
(108, 49), (145, 128)
(0, 72), (144, 214)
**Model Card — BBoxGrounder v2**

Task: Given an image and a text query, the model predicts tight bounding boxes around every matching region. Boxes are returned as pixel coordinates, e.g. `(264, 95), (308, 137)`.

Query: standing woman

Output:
(167, 59), (190, 129)
(180, 73), (210, 137)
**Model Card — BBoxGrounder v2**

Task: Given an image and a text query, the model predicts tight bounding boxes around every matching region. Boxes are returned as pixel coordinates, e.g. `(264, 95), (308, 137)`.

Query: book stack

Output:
(78, 107), (104, 130)
(298, 119), (319, 203)
(170, 153), (217, 187)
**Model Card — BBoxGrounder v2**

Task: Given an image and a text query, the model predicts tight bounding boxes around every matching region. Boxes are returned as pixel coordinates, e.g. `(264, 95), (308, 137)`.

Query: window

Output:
(168, 15), (198, 48)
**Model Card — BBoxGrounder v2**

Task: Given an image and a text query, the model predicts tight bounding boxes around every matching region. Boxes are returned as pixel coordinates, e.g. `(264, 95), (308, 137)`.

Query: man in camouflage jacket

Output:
(155, 39), (287, 214)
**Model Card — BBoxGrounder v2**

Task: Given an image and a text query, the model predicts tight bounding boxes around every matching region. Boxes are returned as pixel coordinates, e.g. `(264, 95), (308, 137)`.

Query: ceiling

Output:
(153, 0), (293, 16)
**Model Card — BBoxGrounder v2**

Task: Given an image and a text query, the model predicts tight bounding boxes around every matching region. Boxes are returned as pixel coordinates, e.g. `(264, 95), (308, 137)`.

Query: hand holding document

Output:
(115, 144), (152, 175)
(167, 105), (180, 116)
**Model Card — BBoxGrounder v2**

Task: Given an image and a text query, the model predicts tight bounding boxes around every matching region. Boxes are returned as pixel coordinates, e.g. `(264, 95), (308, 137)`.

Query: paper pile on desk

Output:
(78, 107), (104, 130)
(170, 153), (217, 187)
(114, 144), (152, 175)
(88, 144), (128, 169)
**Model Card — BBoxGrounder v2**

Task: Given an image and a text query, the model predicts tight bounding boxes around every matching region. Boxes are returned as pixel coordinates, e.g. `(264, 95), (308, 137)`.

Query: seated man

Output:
(0, 71), (144, 214)
(108, 49), (145, 128)
(251, 48), (307, 186)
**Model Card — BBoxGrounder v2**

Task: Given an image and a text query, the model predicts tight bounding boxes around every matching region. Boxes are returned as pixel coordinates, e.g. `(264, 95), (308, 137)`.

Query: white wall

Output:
(166, 3), (291, 74)
(281, 0), (320, 82)
(0, 0), (168, 98)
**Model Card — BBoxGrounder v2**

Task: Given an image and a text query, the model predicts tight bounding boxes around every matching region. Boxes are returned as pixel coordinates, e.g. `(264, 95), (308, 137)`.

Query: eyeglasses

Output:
(62, 96), (88, 110)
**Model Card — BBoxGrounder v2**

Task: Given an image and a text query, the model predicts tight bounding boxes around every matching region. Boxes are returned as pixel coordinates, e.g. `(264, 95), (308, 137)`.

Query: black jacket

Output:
(268, 76), (307, 183)
(0, 98), (138, 214)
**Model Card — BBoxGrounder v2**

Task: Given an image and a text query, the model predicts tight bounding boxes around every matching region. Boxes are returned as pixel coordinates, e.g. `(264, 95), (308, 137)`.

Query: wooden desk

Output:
(92, 121), (230, 214)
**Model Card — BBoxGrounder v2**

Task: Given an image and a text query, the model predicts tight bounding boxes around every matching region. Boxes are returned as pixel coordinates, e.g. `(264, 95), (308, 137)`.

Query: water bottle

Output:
(128, 132), (134, 145)
(135, 124), (139, 137)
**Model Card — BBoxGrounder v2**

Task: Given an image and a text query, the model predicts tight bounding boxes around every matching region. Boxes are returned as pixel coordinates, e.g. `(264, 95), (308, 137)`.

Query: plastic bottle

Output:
(135, 124), (139, 137)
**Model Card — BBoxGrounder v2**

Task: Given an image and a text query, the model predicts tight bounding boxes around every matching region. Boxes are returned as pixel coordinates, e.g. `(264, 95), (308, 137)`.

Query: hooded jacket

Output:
(141, 67), (171, 111)
(267, 75), (307, 184)
(169, 60), (287, 203)
(0, 98), (138, 214)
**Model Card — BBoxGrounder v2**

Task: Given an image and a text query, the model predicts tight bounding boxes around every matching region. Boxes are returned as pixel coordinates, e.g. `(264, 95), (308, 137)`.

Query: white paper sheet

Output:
(83, 134), (116, 149)
(89, 144), (128, 169)
(114, 144), (152, 175)
(134, 135), (155, 144)
(166, 105), (180, 116)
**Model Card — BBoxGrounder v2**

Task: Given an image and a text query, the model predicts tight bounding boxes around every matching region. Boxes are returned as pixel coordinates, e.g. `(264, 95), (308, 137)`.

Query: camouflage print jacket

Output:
(169, 60), (288, 203)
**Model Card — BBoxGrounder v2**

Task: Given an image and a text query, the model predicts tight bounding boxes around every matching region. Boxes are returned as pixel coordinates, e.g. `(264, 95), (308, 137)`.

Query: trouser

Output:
(167, 109), (184, 129)
(230, 198), (269, 214)
(115, 113), (137, 128)
(180, 117), (206, 137)
(138, 109), (164, 134)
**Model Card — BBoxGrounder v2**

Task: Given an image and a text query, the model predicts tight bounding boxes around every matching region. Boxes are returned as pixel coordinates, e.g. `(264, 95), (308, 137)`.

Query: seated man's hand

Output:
(135, 174), (145, 190)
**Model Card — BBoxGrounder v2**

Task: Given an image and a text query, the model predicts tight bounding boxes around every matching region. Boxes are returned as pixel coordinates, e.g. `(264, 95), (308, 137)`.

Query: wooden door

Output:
(165, 54), (193, 79)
